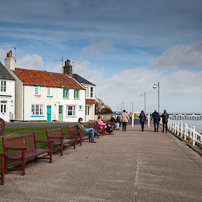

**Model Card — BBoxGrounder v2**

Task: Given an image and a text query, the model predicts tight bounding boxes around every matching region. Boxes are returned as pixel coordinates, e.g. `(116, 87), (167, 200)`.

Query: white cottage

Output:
(0, 62), (15, 122)
(4, 51), (85, 122)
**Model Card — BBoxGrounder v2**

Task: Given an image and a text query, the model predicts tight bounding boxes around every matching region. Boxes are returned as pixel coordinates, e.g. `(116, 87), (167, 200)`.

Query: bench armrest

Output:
(0, 153), (5, 157)
(5, 147), (27, 151)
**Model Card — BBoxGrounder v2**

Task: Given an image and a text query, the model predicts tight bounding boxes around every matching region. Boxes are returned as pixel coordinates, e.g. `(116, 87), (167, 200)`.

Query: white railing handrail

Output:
(168, 119), (202, 146)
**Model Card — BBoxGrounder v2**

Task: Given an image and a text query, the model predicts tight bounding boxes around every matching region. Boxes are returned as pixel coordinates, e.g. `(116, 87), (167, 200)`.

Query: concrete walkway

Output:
(1, 124), (202, 202)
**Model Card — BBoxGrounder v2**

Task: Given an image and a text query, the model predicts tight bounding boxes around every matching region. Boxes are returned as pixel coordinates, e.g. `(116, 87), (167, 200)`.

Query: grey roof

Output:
(73, 74), (96, 86)
(0, 62), (15, 81)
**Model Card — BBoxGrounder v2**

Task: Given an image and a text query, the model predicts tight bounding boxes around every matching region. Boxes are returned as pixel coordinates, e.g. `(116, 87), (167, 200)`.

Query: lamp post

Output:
(129, 101), (134, 112)
(140, 92), (146, 113)
(153, 82), (160, 113)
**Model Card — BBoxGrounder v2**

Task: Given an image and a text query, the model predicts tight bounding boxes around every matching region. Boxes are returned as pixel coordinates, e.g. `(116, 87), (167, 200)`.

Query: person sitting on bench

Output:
(77, 118), (99, 143)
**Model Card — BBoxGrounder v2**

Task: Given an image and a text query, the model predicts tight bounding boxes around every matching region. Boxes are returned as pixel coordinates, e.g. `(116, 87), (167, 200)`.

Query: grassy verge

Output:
(0, 126), (69, 152)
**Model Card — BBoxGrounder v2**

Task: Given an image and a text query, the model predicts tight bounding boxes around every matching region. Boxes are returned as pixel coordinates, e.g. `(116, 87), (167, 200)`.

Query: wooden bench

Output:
(46, 127), (76, 156)
(106, 120), (116, 131)
(2, 132), (53, 175)
(67, 125), (90, 145)
(96, 121), (107, 135)
(0, 153), (5, 185)
(89, 122), (103, 136)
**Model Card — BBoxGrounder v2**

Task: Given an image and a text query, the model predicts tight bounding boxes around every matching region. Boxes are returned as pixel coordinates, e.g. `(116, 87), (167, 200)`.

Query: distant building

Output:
(0, 61), (15, 122)
(4, 51), (85, 122)
(63, 60), (96, 121)
(95, 96), (112, 114)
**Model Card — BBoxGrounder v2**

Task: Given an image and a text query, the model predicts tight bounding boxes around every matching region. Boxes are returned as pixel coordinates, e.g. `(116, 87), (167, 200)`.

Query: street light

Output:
(140, 92), (146, 113)
(129, 101), (134, 112)
(153, 82), (160, 113)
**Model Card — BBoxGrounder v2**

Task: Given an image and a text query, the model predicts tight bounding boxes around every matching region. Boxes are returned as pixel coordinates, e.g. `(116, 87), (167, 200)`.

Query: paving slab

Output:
(1, 124), (202, 202)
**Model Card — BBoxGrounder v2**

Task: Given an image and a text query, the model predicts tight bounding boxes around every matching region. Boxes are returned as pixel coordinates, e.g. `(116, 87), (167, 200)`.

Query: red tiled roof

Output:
(13, 68), (84, 89)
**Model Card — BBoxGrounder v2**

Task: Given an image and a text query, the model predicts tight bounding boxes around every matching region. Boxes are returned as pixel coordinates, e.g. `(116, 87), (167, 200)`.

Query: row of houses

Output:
(0, 51), (97, 122)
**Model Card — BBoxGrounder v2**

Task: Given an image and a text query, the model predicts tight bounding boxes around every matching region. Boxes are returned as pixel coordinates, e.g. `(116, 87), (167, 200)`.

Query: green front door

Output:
(47, 105), (52, 121)
(58, 105), (63, 122)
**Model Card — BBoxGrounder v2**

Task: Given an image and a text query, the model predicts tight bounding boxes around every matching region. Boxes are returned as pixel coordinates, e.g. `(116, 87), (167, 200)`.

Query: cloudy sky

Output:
(1, 0), (202, 113)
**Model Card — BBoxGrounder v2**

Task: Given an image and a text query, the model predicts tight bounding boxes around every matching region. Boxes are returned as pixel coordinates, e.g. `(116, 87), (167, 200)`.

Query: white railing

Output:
(168, 119), (202, 146)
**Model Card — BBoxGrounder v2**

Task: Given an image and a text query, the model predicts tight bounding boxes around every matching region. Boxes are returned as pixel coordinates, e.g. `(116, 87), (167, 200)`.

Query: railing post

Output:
(132, 112), (135, 127)
(193, 126), (195, 146)
(181, 122), (183, 138)
(177, 122), (179, 136)
(147, 114), (150, 128)
(184, 124), (187, 140)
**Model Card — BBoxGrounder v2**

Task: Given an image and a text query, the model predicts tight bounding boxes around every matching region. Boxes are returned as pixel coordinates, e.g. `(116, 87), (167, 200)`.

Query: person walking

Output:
(152, 110), (160, 132)
(139, 110), (146, 131)
(120, 110), (130, 131)
(161, 110), (169, 133)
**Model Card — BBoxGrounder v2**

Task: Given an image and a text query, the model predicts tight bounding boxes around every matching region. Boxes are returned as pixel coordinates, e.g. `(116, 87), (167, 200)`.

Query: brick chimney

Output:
(63, 59), (73, 77)
(4, 50), (15, 71)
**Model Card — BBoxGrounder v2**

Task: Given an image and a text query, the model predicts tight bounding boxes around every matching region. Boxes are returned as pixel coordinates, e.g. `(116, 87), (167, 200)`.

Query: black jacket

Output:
(161, 112), (169, 123)
(152, 111), (160, 123)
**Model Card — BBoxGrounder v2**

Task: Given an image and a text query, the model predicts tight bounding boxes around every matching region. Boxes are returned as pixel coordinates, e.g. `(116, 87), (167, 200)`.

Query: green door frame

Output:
(58, 105), (63, 122)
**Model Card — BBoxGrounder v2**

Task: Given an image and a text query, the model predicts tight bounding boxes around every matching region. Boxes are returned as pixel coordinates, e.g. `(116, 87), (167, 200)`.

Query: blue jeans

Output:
(154, 122), (159, 132)
(85, 128), (99, 142)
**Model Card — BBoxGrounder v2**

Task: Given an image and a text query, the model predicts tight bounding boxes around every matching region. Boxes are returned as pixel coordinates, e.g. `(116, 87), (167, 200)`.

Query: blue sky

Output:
(1, 0), (202, 113)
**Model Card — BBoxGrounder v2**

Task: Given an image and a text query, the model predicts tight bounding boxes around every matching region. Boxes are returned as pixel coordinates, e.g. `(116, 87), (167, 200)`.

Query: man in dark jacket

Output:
(161, 110), (169, 133)
(152, 110), (160, 132)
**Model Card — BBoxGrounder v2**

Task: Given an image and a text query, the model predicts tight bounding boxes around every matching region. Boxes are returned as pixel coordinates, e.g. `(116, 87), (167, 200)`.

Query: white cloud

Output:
(17, 54), (43, 69)
(82, 40), (114, 56)
(74, 60), (103, 85)
(0, 49), (6, 63)
(150, 41), (202, 69)
(96, 67), (202, 113)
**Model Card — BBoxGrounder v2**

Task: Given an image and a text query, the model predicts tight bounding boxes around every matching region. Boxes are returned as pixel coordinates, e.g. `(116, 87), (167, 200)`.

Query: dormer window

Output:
(1, 81), (6, 92)
(34, 86), (41, 96)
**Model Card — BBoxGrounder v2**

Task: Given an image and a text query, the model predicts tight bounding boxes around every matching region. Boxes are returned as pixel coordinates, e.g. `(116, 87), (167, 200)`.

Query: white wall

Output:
(57, 88), (86, 122)
(0, 80), (15, 122)
(23, 86), (58, 121)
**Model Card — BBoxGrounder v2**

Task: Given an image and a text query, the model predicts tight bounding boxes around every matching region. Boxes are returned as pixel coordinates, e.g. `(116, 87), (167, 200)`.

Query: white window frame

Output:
(47, 87), (52, 97)
(1, 81), (6, 92)
(34, 86), (41, 96)
(86, 87), (89, 98)
(67, 105), (76, 117)
(31, 104), (43, 116)
(86, 106), (90, 115)
(0, 101), (7, 113)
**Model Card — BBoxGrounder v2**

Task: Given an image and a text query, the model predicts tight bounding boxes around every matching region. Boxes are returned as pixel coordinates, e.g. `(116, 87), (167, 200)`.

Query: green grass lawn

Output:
(0, 126), (69, 152)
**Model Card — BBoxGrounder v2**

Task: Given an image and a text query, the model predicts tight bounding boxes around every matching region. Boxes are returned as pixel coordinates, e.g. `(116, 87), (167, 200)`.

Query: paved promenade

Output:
(1, 124), (202, 202)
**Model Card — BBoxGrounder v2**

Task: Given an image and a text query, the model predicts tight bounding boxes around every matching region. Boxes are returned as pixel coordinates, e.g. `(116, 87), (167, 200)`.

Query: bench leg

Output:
(35, 157), (38, 162)
(5, 158), (8, 174)
(1, 157), (4, 185)
(22, 160), (26, 176)
(1, 170), (4, 185)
